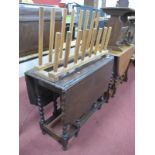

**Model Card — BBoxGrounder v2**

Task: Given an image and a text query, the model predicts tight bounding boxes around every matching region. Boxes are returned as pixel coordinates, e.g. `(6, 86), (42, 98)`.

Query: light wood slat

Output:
(74, 30), (82, 64)
(38, 7), (44, 65)
(69, 9), (75, 34)
(100, 27), (108, 52)
(86, 11), (96, 50)
(59, 8), (67, 58)
(94, 28), (103, 54)
(95, 12), (100, 29)
(77, 10), (83, 30)
(83, 10), (90, 30)
(88, 28), (97, 57)
(53, 32), (61, 72)
(104, 27), (112, 50)
(81, 10), (90, 51)
(49, 8), (55, 62)
(81, 29), (89, 61)
(64, 32), (72, 68)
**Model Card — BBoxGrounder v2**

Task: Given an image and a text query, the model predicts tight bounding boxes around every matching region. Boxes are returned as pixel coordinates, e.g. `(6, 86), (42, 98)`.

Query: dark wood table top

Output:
(25, 55), (114, 92)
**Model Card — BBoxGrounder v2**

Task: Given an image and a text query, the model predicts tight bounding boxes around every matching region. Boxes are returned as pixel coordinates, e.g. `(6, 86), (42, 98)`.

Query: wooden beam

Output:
(95, 12), (100, 29)
(77, 10), (83, 30)
(64, 31), (72, 68)
(53, 32), (61, 72)
(81, 10), (90, 52)
(86, 11), (96, 50)
(59, 8), (67, 58)
(38, 7), (44, 65)
(100, 27), (108, 52)
(69, 9), (75, 34)
(49, 8), (55, 62)
(88, 28), (97, 57)
(104, 27), (112, 50)
(83, 10), (90, 30)
(94, 28), (103, 54)
(74, 30), (82, 64)
(81, 29), (89, 61)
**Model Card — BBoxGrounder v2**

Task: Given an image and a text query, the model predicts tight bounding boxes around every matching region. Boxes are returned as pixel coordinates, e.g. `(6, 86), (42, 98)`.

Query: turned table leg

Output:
(37, 95), (46, 135)
(111, 78), (117, 97)
(124, 69), (128, 82)
(104, 90), (109, 103)
(62, 124), (69, 151)
(105, 78), (113, 103)
(124, 61), (131, 82)
(75, 119), (81, 137)
(60, 94), (69, 150)
(53, 95), (59, 117)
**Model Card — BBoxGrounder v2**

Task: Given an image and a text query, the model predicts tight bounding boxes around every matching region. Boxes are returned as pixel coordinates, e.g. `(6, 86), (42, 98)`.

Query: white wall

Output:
(106, 0), (117, 7)
(105, 0), (135, 8)
(61, 0), (135, 8)
(129, 0), (135, 8)
(61, 0), (84, 5)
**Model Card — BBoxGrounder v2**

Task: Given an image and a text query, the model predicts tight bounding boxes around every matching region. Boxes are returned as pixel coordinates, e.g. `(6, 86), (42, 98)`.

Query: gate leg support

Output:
(62, 124), (69, 151)
(111, 79), (116, 97)
(37, 95), (46, 135)
(53, 96), (59, 117)
(75, 119), (81, 137)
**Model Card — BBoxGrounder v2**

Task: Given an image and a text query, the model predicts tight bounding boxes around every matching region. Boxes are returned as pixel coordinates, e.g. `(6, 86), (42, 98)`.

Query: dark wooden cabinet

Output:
(19, 3), (62, 57)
